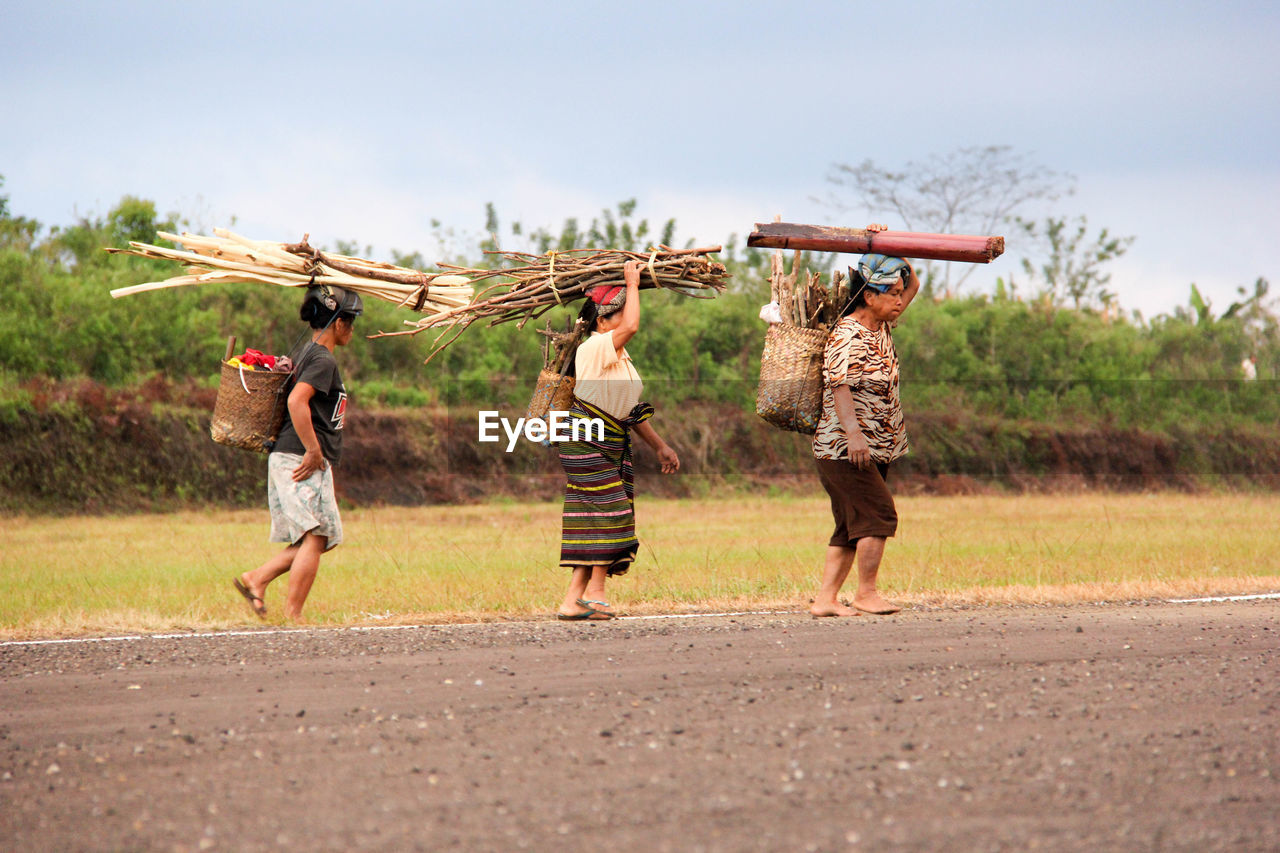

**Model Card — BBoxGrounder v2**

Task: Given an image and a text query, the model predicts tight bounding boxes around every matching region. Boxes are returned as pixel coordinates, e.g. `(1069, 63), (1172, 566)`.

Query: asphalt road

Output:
(2, 600), (1277, 851)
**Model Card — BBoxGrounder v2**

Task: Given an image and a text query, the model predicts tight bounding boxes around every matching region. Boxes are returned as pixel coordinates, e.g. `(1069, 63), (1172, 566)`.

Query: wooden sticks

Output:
(106, 229), (475, 321)
(107, 231), (728, 363)
(375, 246), (730, 362)
(536, 316), (589, 375)
(769, 250), (845, 332)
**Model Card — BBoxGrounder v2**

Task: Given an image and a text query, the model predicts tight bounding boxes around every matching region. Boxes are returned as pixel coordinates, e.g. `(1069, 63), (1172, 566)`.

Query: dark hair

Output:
(300, 297), (341, 329)
(577, 298), (600, 333)
(841, 268), (870, 316)
(300, 285), (363, 329)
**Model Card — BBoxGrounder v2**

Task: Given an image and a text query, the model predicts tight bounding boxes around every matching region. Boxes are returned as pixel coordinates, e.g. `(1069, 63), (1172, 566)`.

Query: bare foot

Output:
(239, 573), (267, 599)
(853, 592), (901, 615)
(810, 601), (860, 617)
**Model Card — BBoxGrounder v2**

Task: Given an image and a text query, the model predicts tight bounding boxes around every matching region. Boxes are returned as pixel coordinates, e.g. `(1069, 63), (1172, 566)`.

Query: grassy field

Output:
(2, 493), (1278, 638)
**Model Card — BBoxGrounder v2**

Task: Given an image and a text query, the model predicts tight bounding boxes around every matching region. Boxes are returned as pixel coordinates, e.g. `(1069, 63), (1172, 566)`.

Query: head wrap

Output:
(854, 254), (909, 293)
(589, 284), (627, 317)
(301, 284), (363, 329)
(305, 284), (364, 316)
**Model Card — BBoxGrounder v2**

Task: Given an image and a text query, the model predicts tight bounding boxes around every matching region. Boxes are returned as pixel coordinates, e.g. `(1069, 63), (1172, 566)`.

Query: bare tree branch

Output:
(818, 146), (1074, 294)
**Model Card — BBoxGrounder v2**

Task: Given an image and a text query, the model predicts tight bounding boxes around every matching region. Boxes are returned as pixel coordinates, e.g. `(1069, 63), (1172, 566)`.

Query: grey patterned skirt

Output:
(267, 452), (343, 551)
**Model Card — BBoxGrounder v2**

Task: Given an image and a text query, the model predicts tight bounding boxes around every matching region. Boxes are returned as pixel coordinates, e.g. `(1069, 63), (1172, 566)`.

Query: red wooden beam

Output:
(746, 222), (1004, 264)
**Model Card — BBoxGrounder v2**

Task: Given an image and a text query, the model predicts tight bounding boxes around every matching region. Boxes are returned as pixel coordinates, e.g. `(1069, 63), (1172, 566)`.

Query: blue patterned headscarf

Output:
(855, 254), (909, 293)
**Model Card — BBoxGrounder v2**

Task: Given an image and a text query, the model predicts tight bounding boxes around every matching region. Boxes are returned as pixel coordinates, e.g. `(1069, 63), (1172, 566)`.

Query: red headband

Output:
(589, 285), (624, 305)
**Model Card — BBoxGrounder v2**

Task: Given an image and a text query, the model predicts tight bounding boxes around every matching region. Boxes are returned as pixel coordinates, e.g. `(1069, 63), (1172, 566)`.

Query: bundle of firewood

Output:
(108, 232), (728, 362)
(524, 316), (589, 420)
(107, 229), (474, 320)
(768, 250), (846, 331)
(374, 246), (730, 361)
(535, 315), (589, 376)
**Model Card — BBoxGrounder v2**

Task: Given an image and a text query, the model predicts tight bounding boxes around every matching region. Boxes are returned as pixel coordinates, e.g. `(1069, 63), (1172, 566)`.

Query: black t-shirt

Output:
(272, 342), (348, 464)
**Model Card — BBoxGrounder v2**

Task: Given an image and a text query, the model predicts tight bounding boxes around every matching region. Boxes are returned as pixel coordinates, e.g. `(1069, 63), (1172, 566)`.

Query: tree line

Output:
(1, 172), (1276, 434)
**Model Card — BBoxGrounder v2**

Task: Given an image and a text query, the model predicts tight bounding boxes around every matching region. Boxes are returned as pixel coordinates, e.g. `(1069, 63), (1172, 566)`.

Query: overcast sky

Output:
(2, 0), (1277, 317)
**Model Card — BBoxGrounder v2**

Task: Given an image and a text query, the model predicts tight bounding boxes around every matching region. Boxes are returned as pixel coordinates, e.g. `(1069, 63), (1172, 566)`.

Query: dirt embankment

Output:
(4, 377), (1279, 513)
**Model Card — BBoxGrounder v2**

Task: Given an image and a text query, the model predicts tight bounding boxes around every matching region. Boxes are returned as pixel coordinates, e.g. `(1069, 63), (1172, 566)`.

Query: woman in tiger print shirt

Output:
(810, 251), (920, 617)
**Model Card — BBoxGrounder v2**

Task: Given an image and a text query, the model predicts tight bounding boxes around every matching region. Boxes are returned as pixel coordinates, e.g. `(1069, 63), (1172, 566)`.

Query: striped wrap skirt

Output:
(558, 397), (654, 575)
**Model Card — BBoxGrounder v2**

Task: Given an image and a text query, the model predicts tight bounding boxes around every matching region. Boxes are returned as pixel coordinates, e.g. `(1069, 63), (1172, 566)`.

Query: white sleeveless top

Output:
(573, 331), (643, 420)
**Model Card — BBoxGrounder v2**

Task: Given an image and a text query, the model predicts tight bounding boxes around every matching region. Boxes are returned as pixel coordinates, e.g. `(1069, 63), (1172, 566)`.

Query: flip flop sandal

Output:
(557, 607), (615, 621)
(559, 600), (616, 621)
(576, 598), (617, 616)
(233, 578), (267, 618)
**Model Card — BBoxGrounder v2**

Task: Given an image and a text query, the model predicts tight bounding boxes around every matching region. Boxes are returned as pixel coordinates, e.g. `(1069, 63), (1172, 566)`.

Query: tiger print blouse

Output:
(811, 316), (908, 463)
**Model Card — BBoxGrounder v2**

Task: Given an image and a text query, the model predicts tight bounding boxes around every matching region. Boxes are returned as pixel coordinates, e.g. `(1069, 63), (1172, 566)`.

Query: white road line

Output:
(4, 596), (1275, 648)
(618, 610), (794, 621)
(1167, 592), (1280, 603)
(0, 624), (443, 648)
(3, 629), (302, 647)
(0, 610), (798, 648)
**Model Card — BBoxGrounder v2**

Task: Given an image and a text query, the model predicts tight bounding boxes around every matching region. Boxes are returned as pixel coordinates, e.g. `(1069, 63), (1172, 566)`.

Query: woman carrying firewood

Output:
(233, 284), (361, 622)
(556, 260), (680, 620)
(810, 247), (920, 617)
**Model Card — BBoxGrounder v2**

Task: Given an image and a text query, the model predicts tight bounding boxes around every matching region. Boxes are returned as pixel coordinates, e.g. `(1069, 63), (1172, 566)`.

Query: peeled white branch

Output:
(106, 230), (475, 320)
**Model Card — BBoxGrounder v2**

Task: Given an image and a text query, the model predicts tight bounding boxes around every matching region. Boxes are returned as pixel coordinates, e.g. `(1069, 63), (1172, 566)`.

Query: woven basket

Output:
(210, 361), (290, 453)
(525, 368), (576, 422)
(755, 323), (828, 435)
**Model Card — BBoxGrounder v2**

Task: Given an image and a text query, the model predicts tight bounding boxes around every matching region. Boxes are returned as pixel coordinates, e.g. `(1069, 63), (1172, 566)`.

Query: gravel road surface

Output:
(2, 600), (1276, 851)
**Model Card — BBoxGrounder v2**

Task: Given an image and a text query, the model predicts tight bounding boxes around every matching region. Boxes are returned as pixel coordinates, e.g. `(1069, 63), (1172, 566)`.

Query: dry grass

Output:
(2, 494), (1277, 639)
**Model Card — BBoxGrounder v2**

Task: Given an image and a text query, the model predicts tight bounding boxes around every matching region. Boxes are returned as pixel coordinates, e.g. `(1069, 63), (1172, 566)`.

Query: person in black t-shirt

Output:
(233, 285), (361, 621)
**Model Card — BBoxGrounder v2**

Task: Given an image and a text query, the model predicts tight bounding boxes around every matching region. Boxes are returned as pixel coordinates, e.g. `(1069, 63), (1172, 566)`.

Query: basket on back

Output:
(754, 250), (846, 435)
(756, 323), (827, 434)
(210, 336), (291, 453)
(526, 368), (577, 421)
(525, 318), (587, 422)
